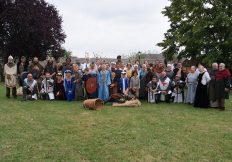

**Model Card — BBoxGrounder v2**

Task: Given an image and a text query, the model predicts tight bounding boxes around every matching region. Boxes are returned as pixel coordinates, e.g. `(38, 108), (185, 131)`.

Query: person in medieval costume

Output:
(82, 57), (90, 71)
(17, 56), (28, 87)
(215, 63), (231, 111)
(4, 55), (17, 98)
(54, 73), (66, 100)
(73, 64), (84, 101)
(86, 62), (98, 99)
(40, 72), (55, 100)
(115, 63), (122, 93)
(28, 57), (44, 92)
(98, 64), (111, 101)
(82, 68), (89, 99)
(130, 70), (140, 98)
(165, 64), (174, 81)
(44, 57), (57, 80)
(116, 55), (122, 67)
(139, 64), (148, 100)
(75, 57), (83, 72)
(119, 71), (129, 96)
(194, 64), (211, 108)
(173, 62), (185, 82)
(153, 62), (165, 78)
(185, 66), (198, 104)
(62, 57), (73, 75)
(22, 73), (38, 101)
(147, 76), (159, 103)
(126, 63), (133, 81)
(156, 71), (172, 103)
(64, 70), (75, 101)
(208, 63), (219, 108)
(171, 75), (186, 103)
(110, 62), (116, 73)
(110, 72), (118, 95)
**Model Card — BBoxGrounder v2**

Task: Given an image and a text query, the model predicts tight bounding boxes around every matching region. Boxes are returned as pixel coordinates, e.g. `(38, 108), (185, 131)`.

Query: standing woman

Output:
(130, 70), (140, 98)
(98, 64), (111, 102)
(139, 64), (147, 99)
(215, 63), (231, 111)
(73, 64), (84, 101)
(126, 63), (133, 81)
(185, 66), (198, 104)
(194, 64), (211, 108)
(17, 56), (28, 87)
(110, 72), (118, 95)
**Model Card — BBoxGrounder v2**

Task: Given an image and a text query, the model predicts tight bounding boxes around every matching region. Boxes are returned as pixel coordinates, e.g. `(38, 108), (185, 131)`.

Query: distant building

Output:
(59, 54), (164, 64)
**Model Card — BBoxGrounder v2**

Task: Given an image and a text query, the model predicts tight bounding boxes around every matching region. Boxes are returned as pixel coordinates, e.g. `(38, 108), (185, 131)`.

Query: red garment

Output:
(216, 69), (231, 81)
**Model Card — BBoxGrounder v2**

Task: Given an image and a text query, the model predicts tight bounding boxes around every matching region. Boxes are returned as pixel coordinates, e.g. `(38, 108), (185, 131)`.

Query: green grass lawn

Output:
(0, 84), (232, 162)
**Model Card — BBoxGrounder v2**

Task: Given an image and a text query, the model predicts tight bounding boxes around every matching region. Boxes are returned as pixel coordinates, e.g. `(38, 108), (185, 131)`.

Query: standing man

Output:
(28, 57), (44, 91)
(44, 57), (57, 80)
(116, 55), (122, 67)
(215, 63), (231, 111)
(4, 55), (17, 98)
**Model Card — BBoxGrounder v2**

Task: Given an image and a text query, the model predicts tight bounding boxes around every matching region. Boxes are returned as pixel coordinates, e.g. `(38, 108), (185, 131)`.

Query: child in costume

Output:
(41, 72), (55, 100)
(171, 75), (186, 103)
(64, 70), (75, 101)
(54, 73), (66, 100)
(147, 76), (159, 103)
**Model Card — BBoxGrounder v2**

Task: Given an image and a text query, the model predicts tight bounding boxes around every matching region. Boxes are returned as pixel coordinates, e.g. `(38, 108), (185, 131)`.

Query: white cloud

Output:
(46, 0), (170, 58)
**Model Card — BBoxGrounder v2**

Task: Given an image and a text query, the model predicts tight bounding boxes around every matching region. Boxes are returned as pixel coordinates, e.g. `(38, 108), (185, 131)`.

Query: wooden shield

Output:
(86, 77), (97, 94)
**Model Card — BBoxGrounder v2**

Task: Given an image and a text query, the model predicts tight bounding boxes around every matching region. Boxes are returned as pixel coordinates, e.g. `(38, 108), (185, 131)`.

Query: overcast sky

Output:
(46, 0), (170, 58)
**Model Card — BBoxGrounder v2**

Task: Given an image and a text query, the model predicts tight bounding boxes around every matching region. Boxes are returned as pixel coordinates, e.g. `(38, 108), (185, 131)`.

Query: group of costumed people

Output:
(3, 55), (231, 110)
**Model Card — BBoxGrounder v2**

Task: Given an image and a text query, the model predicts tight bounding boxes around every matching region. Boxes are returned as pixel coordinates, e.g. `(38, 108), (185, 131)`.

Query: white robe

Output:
(4, 63), (17, 88)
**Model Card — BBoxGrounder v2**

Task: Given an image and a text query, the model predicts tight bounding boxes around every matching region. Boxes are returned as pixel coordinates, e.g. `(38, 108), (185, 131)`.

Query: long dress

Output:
(215, 69), (231, 108)
(115, 69), (122, 93)
(194, 72), (209, 108)
(139, 70), (147, 99)
(147, 81), (158, 103)
(172, 80), (185, 103)
(185, 72), (198, 104)
(98, 70), (111, 101)
(110, 77), (118, 95)
(17, 62), (28, 86)
(130, 76), (140, 98)
(74, 70), (84, 100)
(208, 70), (218, 107)
(54, 80), (66, 100)
(87, 69), (99, 99)
(64, 77), (75, 101)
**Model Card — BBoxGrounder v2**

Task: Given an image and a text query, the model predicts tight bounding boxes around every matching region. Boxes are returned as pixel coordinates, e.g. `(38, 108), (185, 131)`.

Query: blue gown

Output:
(64, 77), (75, 101)
(98, 70), (111, 101)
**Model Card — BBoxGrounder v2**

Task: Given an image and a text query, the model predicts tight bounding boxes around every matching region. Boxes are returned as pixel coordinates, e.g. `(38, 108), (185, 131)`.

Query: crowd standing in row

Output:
(3, 55), (231, 111)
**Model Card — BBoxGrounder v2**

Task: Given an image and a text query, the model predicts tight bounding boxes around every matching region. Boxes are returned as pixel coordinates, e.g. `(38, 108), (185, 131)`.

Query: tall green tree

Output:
(0, 0), (66, 61)
(158, 0), (232, 67)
